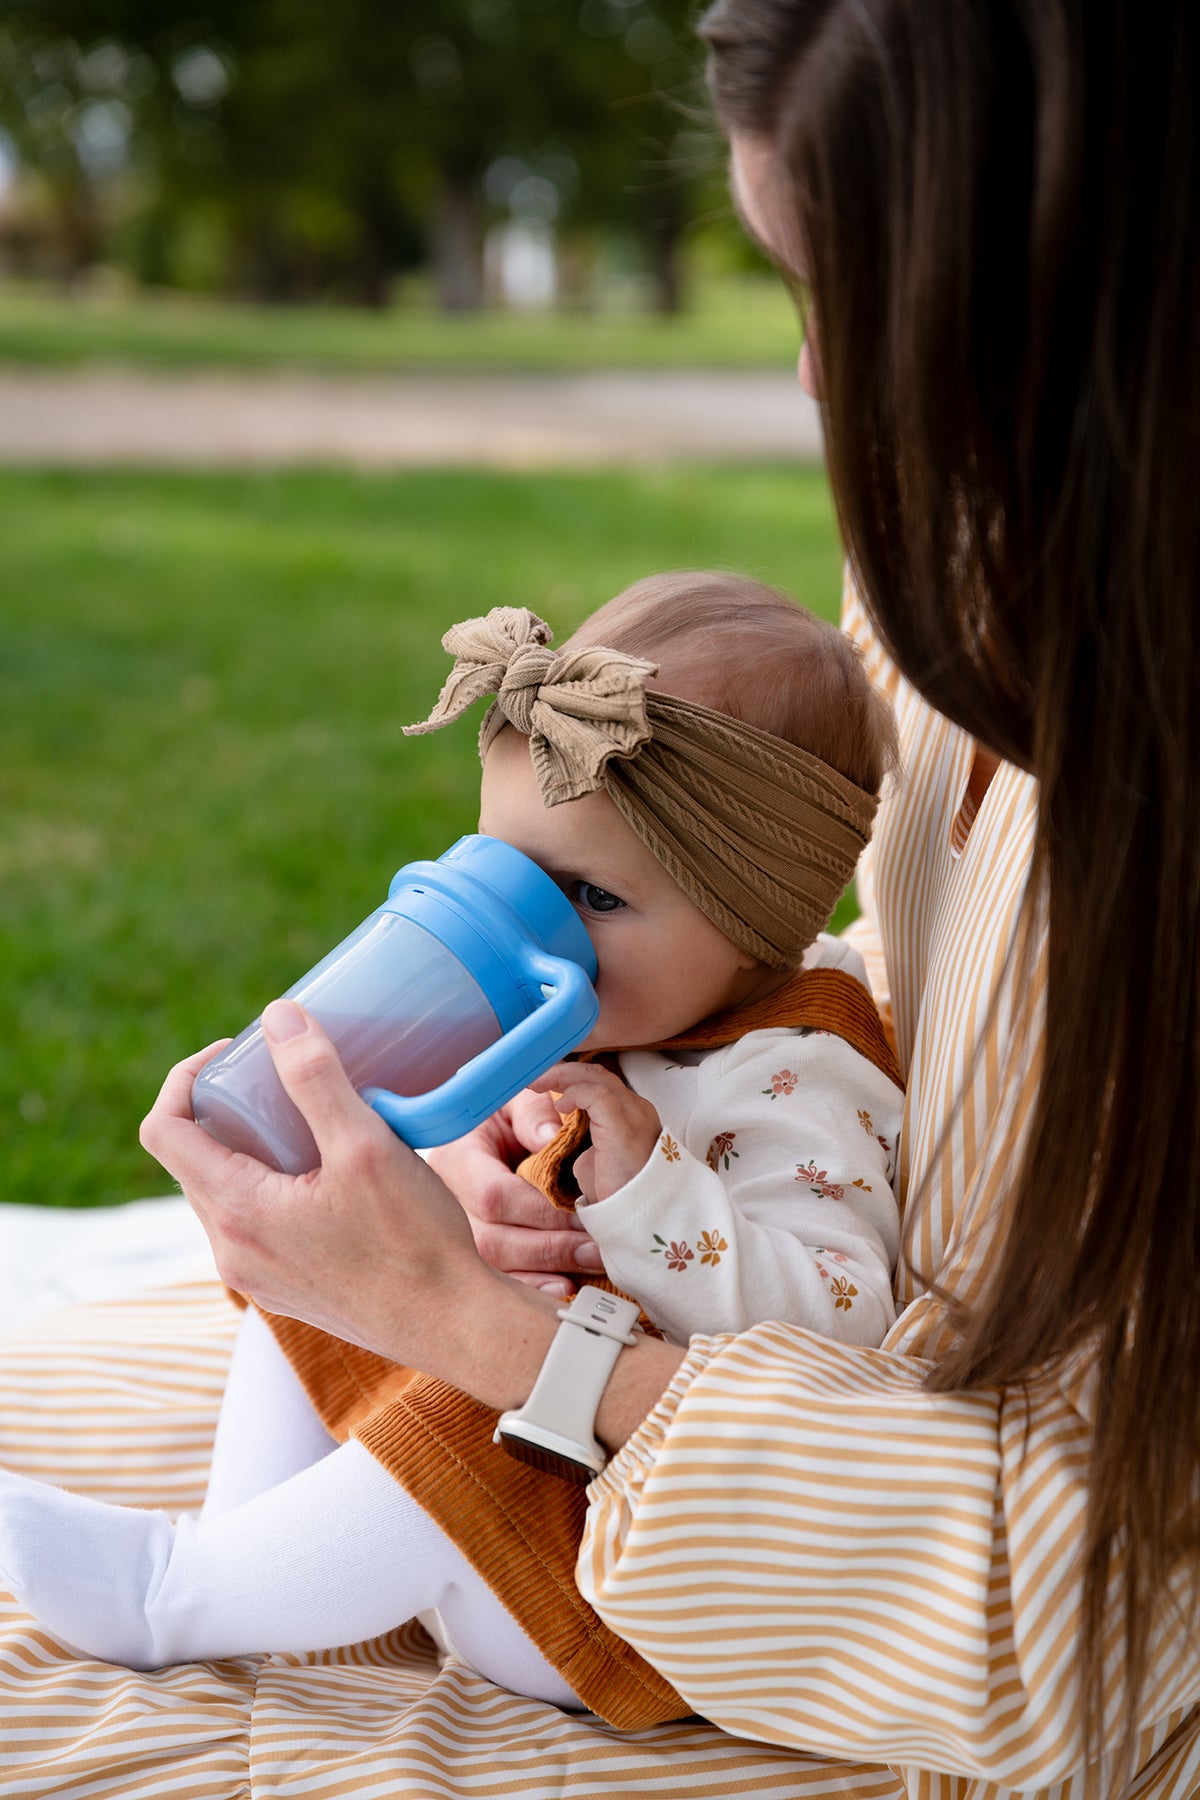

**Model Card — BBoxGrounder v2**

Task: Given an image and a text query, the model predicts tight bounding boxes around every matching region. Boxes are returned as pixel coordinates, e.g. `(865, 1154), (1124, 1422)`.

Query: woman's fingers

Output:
(139, 1038), (239, 1194)
(260, 1000), (394, 1163)
(504, 1083), (569, 1154)
(135, 1024), (574, 1399)
(141, 1036), (230, 1133)
(442, 1159), (607, 1278)
(506, 1269), (578, 1297)
(427, 1093), (605, 1287)
(431, 1138), (559, 1227)
(473, 1217), (604, 1281)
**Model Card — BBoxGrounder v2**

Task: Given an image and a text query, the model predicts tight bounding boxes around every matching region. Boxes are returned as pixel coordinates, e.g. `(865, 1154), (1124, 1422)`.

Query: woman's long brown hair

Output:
(702, 0), (1200, 1769)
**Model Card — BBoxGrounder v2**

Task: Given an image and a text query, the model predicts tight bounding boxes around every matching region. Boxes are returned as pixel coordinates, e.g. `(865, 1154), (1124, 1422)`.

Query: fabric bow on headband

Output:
(406, 604), (878, 970)
(404, 607), (658, 805)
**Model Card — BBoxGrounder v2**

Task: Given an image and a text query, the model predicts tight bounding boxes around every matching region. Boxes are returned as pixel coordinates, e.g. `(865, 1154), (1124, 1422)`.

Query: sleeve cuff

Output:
(589, 1333), (724, 1502)
(575, 1131), (705, 1238)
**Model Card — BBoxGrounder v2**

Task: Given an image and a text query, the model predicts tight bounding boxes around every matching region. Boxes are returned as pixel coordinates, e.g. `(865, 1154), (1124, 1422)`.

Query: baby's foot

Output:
(0, 1467), (177, 1667)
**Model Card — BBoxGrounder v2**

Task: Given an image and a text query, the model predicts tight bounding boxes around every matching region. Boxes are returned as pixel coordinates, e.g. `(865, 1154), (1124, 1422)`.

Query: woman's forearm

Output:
(408, 1259), (687, 1451)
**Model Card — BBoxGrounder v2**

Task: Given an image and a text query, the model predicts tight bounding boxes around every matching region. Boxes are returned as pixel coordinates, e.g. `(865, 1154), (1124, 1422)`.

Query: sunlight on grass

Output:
(1, 465), (845, 1206)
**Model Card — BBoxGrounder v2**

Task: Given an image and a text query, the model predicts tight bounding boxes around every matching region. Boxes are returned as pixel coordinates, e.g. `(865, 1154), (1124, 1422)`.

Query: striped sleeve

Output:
(579, 1324), (1200, 1789)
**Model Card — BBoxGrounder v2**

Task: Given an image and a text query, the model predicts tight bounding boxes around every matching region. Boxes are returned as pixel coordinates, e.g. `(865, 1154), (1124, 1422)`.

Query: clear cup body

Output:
(192, 912), (501, 1173)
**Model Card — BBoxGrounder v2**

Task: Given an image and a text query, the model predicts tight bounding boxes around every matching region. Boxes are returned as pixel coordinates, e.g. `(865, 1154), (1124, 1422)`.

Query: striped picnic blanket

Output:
(0, 1274), (894, 1800)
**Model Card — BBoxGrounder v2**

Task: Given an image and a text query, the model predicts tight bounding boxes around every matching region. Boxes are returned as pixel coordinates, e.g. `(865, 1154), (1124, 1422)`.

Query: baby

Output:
(0, 570), (903, 1724)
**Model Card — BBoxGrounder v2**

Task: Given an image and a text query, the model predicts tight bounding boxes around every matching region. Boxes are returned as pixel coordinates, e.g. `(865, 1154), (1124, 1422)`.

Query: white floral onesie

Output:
(582, 936), (903, 1345)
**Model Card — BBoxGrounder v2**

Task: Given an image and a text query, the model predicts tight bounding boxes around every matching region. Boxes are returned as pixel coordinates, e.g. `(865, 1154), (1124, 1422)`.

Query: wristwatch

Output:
(494, 1287), (641, 1485)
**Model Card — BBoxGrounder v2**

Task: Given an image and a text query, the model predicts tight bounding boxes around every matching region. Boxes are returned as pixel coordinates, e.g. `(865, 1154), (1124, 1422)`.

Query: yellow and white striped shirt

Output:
(578, 580), (1200, 1795)
(0, 583), (1196, 1799)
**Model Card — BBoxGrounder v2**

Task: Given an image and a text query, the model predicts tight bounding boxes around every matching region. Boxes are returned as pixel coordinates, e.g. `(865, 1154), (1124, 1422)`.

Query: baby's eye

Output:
(571, 881), (625, 914)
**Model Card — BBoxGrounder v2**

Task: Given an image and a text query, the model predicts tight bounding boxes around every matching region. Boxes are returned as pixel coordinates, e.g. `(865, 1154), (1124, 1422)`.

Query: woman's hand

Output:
(140, 999), (687, 1443)
(426, 1091), (607, 1297)
(140, 1000), (558, 1404)
(530, 1062), (661, 1204)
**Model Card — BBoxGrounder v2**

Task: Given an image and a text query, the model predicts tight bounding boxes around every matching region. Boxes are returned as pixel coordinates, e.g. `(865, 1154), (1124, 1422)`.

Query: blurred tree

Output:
(0, 0), (715, 310)
(0, 17), (114, 279)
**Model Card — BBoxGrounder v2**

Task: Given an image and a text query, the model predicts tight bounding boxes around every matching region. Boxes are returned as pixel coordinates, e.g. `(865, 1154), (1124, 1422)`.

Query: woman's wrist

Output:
(402, 1260), (561, 1412)
(595, 1330), (688, 1454)
(411, 1264), (688, 1458)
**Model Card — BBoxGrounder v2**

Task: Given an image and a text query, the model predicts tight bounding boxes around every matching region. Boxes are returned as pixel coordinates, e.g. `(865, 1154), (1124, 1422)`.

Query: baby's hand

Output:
(531, 1062), (662, 1205)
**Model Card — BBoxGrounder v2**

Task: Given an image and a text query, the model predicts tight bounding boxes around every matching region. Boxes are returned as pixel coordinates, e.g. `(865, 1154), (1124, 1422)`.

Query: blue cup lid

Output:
(431, 835), (596, 968)
(383, 836), (597, 1032)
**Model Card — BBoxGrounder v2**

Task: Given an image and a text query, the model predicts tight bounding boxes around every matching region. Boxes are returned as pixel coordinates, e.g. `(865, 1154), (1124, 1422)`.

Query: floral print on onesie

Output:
(577, 938), (904, 1347)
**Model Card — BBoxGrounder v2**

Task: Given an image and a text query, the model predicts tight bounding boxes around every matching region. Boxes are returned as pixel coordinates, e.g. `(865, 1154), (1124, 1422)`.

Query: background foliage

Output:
(0, 0), (745, 312)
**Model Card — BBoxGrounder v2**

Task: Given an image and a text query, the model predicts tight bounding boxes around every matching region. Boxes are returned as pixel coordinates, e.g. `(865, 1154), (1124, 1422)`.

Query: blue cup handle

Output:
(361, 949), (599, 1150)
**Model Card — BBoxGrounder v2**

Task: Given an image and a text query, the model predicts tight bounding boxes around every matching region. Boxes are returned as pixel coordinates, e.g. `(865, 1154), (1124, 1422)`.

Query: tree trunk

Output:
(351, 180), (400, 310)
(646, 203), (685, 316)
(354, 218), (391, 309)
(54, 176), (103, 288)
(432, 169), (482, 313)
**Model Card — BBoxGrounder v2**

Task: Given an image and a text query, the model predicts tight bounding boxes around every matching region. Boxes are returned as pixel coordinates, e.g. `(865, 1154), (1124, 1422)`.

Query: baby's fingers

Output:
(532, 1061), (624, 1112)
(533, 1064), (659, 1150)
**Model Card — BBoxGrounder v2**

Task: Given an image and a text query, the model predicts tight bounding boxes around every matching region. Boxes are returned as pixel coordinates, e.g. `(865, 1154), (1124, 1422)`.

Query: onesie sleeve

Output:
(577, 1032), (902, 1345)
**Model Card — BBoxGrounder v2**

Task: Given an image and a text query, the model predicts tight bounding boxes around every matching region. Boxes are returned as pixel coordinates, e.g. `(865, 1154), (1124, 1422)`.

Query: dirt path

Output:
(0, 366), (822, 467)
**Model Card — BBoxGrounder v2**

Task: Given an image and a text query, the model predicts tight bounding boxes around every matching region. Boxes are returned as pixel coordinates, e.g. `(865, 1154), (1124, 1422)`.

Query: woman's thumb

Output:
(508, 1081), (570, 1151)
(262, 1000), (379, 1153)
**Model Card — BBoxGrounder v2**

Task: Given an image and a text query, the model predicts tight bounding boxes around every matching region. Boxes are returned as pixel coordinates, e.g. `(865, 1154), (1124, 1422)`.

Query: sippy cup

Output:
(191, 835), (599, 1173)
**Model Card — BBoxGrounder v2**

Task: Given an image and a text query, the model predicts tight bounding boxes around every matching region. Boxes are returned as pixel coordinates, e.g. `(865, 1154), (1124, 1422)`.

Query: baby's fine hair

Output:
(564, 570), (897, 799)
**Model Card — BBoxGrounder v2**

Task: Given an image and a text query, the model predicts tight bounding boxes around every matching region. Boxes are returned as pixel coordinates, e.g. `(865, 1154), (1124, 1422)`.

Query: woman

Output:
(4, 3), (1198, 1795)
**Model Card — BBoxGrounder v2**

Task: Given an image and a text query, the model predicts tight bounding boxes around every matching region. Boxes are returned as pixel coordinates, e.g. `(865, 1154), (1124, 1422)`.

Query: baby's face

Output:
(479, 729), (767, 1052)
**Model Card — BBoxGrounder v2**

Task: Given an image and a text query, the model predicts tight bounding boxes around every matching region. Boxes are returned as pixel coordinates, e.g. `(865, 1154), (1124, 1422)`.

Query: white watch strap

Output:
(494, 1287), (640, 1483)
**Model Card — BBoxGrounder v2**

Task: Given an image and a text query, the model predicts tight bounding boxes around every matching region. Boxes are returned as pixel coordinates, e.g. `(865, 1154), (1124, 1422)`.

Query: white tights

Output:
(0, 1308), (579, 1706)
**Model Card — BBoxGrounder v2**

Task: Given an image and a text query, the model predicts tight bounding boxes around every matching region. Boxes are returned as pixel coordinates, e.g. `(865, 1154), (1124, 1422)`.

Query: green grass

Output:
(0, 277), (800, 374)
(0, 464), (846, 1208)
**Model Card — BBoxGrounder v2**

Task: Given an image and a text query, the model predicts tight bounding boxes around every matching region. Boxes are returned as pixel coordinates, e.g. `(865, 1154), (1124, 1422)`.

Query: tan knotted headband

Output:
(404, 606), (878, 969)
